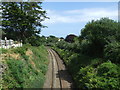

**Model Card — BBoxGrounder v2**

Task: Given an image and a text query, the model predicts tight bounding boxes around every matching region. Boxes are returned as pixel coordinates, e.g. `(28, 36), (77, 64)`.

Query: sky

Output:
(40, 2), (118, 38)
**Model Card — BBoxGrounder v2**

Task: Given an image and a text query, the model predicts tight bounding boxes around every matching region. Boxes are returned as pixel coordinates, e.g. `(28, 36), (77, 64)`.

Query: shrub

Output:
(97, 61), (119, 78)
(22, 55), (29, 61)
(12, 44), (30, 55)
(76, 66), (96, 89)
(96, 61), (120, 89)
(0, 48), (7, 54)
(76, 61), (120, 89)
(104, 41), (120, 63)
(6, 58), (25, 88)
(80, 40), (92, 55)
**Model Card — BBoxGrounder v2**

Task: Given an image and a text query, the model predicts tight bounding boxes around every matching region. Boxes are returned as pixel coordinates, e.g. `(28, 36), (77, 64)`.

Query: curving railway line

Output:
(43, 47), (74, 89)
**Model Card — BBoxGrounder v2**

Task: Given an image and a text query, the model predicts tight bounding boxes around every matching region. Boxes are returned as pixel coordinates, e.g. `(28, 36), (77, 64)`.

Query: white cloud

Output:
(42, 8), (118, 24)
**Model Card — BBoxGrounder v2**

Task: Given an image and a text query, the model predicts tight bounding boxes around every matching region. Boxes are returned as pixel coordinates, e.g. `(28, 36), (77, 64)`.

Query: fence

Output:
(0, 37), (22, 49)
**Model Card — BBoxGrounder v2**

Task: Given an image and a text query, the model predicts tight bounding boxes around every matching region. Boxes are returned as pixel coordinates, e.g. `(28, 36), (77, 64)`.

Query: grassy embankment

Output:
(0, 44), (49, 89)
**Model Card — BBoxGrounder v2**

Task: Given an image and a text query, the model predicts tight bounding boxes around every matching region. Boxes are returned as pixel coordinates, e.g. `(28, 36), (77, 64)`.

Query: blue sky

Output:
(40, 2), (118, 38)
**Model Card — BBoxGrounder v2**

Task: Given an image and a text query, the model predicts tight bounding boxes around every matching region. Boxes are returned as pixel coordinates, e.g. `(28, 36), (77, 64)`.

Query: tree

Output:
(80, 18), (119, 57)
(45, 35), (59, 46)
(27, 34), (42, 46)
(2, 2), (48, 43)
(65, 34), (77, 43)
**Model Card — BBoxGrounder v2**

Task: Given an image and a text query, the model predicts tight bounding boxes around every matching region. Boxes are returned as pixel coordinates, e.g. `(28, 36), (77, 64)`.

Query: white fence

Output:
(0, 37), (22, 49)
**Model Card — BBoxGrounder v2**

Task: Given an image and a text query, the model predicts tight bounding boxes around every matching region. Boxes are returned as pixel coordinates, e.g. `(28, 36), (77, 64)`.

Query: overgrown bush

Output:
(97, 61), (120, 78)
(80, 39), (92, 55)
(76, 61), (120, 89)
(104, 41), (120, 64)
(12, 44), (30, 55)
(6, 58), (25, 88)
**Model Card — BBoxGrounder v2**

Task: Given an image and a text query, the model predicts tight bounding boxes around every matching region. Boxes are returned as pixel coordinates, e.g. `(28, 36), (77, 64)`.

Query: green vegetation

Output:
(104, 41), (120, 63)
(1, 44), (49, 89)
(1, 2), (120, 89)
(2, 2), (48, 44)
(52, 18), (120, 89)
(0, 48), (7, 54)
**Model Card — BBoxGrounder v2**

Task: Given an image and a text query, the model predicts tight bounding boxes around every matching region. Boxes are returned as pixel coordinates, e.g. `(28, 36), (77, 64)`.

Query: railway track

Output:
(46, 48), (62, 89)
(44, 47), (73, 89)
